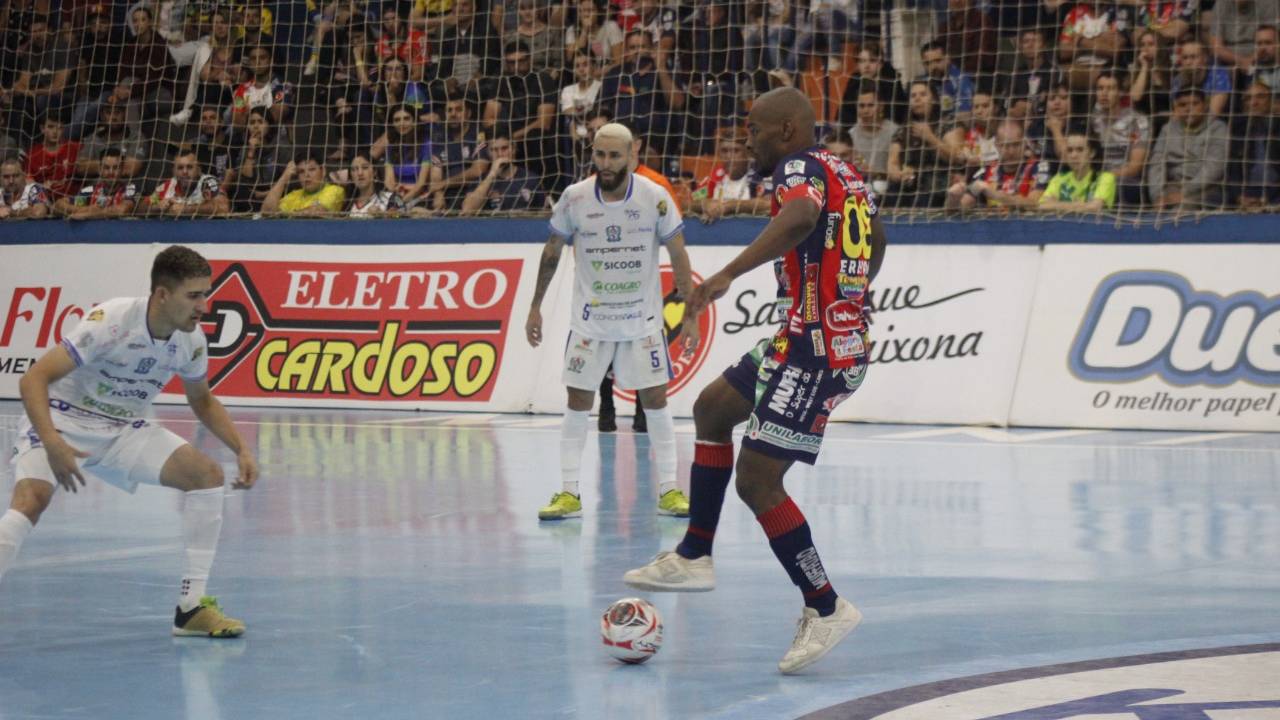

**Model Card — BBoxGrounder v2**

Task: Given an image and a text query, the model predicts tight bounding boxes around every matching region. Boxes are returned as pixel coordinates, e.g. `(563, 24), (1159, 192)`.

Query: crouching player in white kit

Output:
(0, 246), (258, 637)
(526, 123), (699, 520)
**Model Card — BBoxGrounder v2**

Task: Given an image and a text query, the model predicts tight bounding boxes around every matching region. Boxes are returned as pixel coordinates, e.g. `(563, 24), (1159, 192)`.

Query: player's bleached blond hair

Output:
(593, 123), (634, 147)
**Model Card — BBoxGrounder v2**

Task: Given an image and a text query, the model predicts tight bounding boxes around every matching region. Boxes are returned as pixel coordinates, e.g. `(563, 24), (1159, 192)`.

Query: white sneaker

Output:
(168, 108), (191, 125)
(622, 551), (715, 592)
(778, 597), (862, 674)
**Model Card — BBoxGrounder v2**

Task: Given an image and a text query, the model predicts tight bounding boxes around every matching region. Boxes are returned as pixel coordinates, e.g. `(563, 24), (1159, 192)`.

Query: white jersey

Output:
(53, 297), (209, 423)
(549, 173), (683, 341)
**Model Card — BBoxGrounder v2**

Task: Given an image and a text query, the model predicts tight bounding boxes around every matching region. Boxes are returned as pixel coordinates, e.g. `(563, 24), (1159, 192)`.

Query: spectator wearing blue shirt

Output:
(429, 96), (491, 212)
(1171, 39), (1233, 118)
(918, 40), (974, 121)
(377, 104), (433, 205)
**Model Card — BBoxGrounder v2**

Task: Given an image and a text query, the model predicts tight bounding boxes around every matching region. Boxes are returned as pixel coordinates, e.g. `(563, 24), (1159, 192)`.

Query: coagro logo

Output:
(196, 259), (522, 401)
(1069, 271), (1280, 387)
(614, 265), (714, 401)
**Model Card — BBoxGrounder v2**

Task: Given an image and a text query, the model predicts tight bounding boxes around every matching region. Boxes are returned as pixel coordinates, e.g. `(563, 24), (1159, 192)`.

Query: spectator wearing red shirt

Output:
(375, 6), (431, 82)
(26, 116), (80, 199)
(230, 45), (292, 131)
(947, 119), (1050, 210)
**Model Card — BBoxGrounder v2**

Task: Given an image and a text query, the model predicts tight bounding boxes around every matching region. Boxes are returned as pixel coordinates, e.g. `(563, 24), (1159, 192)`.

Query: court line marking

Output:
(2, 414), (1277, 455)
(18, 544), (183, 570)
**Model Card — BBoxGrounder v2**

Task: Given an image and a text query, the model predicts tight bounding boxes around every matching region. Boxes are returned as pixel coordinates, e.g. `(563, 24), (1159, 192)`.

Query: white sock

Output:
(560, 408), (590, 496)
(180, 487), (224, 612)
(0, 509), (35, 584)
(647, 405), (678, 496)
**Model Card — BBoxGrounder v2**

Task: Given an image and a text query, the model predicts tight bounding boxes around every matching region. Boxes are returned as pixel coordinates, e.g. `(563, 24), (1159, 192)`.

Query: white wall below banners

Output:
(3, 242), (1277, 432)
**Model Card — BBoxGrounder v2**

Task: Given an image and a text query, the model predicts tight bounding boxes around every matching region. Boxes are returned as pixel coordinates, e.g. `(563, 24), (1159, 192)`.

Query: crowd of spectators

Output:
(1, 0), (1278, 221)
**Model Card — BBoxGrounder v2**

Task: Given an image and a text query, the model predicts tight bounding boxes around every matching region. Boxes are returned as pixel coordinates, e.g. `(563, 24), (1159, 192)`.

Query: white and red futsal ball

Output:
(601, 598), (663, 663)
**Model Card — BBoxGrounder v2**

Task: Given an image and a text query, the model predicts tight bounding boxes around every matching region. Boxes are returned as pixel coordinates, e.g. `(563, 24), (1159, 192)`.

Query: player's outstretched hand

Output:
(47, 440), (89, 493)
(526, 307), (543, 347)
(686, 272), (732, 319)
(676, 315), (700, 358)
(233, 449), (258, 490)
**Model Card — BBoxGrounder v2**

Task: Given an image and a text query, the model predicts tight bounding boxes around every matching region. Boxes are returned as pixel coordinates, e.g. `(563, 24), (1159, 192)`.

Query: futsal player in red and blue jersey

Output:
(624, 86), (887, 674)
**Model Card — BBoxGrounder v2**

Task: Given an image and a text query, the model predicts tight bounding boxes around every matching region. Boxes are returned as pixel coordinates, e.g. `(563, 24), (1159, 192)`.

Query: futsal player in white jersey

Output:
(526, 123), (700, 520)
(0, 246), (258, 637)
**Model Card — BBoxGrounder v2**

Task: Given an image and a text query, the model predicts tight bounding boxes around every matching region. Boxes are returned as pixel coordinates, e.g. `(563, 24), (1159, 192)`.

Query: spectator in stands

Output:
(1245, 25), (1279, 93)
(1149, 88), (1230, 209)
(678, 0), (745, 154)
(570, 109), (613, 180)
(53, 147), (139, 219)
(410, 0), (461, 32)
(1001, 28), (1056, 128)
(140, 148), (230, 216)
(1128, 28), (1174, 126)
(886, 80), (954, 208)
(224, 107), (291, 213)
(434, 0), (502, 100)
(6, 16), (76, 148)
(600, 32), (681, 155)
(193, 106), (233, 181)
(823, 132), (856, 164)
(566, 0), (625, 70)
(428, 96), (490, 211)
(230, 45), (291, 131)
(1039, 132), (1118, 211)
(301, 0), (341, 78)
(1171, 39), (1232, 119)
(192, 10), (243, 114)
(1057, 0), (1133, 92)
(487, 40), (560, 187)
(0, 156), (51, 219)
(511, 0), (565, 73)
(1089, 72), (1149, 205)
(1210, 0), (1280, 72)
(76, 97), (145, 179)
(633, 0), (679, 55)
(937, 0), (998, 77)
(1028, 82), (1087, 171)
(947, 118), (1049, 210)
(690, 126), (768, 223)
(377, 104), (433, 205)
(848, 89), (898, 181)
(1137, 0), (1196, 44)
(262, 154), (346, 216)
(789, 0), (861, 75)
(26, 115), (80, 200)
(460, 134), (543, 212)
(120, 6), (177, 123)
(918, 40), (974, 121)
(942, 89), (999, 178)
(742, 0), (794, 82)
(839, 41), (907, 126)
(561, 51), (602, 135)
(373, 6), (431, 83)
(71, 5), (123, 141)
(369, 58), (432, 132)
(347, 152), (406, 217)
(1229, 82), (1280, 208)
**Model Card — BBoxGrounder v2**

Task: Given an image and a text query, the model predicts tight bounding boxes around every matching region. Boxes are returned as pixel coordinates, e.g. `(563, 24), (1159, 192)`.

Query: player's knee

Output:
(198, 458), (225, 490)
(12, 479), (54, 524)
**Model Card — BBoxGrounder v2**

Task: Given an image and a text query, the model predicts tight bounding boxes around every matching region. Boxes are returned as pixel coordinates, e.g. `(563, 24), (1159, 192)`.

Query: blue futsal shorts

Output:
(722, 337), (867, 465)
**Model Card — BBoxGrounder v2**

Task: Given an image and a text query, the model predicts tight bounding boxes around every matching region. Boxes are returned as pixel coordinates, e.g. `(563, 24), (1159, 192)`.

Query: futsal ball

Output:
(601, 597), (663, 664)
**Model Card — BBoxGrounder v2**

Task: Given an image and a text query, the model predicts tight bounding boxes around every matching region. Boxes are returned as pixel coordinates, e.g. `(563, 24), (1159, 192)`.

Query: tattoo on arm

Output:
(531, 237), (564, 305)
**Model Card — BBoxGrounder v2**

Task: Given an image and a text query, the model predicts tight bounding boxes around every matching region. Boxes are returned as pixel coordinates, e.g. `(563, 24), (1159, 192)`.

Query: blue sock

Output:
(675, 441), (734, 559)
(758, 496), (838, 616)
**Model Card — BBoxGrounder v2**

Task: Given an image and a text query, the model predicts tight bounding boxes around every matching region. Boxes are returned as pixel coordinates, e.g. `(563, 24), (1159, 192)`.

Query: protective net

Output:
(1, 0), (1277, 221)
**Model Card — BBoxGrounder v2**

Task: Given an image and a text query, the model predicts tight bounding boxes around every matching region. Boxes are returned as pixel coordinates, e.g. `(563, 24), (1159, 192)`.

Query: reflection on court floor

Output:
(0, 402), (1277, 720)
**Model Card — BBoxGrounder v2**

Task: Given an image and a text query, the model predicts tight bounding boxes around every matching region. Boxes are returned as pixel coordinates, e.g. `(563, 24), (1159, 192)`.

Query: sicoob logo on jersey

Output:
(190, 259), (521, 402)
(614, 265), (715, 402)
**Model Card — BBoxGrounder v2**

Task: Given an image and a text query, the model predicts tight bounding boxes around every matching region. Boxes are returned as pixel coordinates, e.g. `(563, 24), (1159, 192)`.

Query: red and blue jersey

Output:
(769, 146), (877, 369)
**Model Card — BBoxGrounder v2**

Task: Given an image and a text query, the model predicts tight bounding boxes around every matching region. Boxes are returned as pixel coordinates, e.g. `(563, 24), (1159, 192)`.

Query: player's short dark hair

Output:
(1175, 87), (1207, 102)
(920, 39), (946, 56)
(99, 147), (123, 162)
(151, 245), (212, 292)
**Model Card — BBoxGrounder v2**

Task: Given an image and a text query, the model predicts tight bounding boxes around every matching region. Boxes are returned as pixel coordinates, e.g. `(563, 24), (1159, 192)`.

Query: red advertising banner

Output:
(196, 258), (523, 402)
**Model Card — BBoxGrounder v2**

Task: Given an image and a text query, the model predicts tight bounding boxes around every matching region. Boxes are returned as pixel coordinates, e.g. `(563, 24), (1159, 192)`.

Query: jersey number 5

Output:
(840, 196), (873, 261)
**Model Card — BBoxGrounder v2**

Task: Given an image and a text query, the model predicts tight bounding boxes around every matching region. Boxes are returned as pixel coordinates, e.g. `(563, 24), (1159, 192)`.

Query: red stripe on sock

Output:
(803, 583), (833, 600)
(694, 441), (734, 468)
(686, 525), (715, 540)
(756, 497), (806, 539)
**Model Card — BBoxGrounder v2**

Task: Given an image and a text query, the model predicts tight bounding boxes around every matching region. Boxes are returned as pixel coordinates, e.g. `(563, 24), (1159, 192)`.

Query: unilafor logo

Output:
(192, 259), (522, 402)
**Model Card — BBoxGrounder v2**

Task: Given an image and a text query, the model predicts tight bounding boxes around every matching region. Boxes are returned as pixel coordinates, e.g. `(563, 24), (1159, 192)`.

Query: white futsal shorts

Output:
(561, 329), (673, 391)
(10, 408), (188, 494)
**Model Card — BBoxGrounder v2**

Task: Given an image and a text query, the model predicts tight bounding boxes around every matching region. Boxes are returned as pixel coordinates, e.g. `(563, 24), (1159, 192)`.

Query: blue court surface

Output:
(1, 400), (1277, 720)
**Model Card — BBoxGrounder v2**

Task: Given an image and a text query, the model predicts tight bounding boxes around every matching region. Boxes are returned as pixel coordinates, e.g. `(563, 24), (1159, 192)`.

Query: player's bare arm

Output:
(17, 346), (89, 492)
(526, 233), (566, 347)
(183, 379), (258, 490)
(687, 198), (821, 318)
(664, 231), (700, 353)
